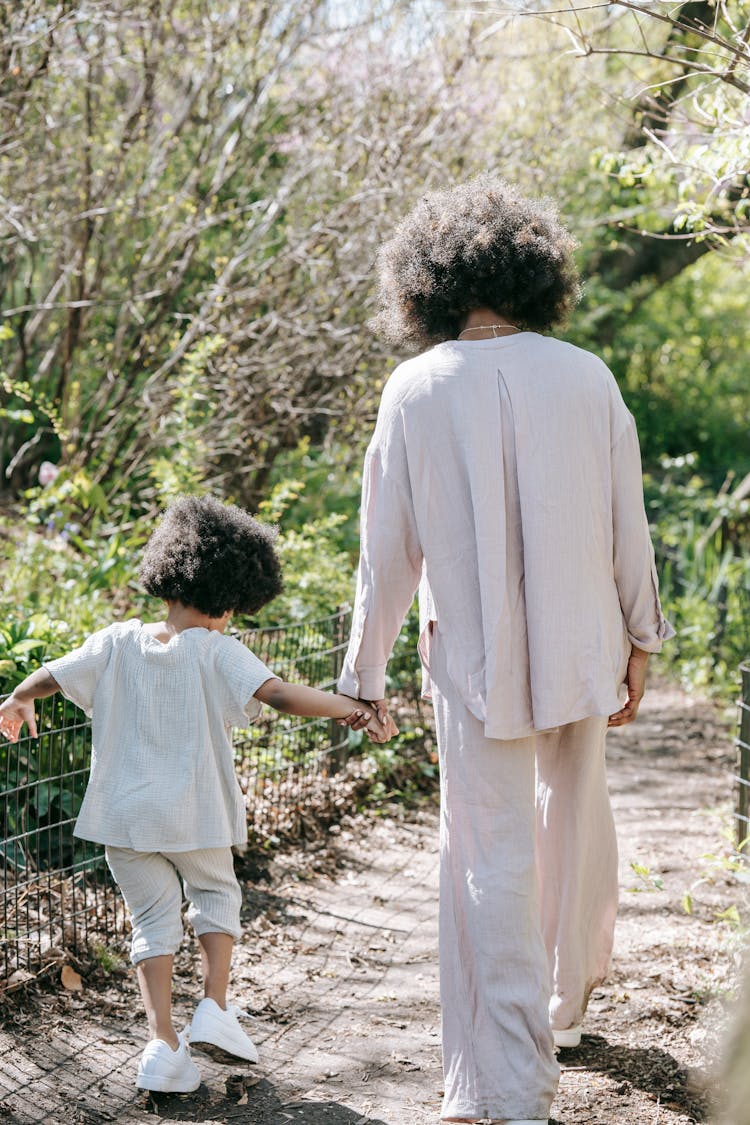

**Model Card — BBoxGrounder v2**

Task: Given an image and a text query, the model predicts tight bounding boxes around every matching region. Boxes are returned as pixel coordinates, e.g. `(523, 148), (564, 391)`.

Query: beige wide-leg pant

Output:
(536, 716), (619, 1033)
(431, 629), (618, 1121)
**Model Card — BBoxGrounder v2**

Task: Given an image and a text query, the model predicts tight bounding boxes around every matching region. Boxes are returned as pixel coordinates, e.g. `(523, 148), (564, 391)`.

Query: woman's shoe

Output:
(552, 1024), (582, 1049)
(442, 1118), (548, 1123)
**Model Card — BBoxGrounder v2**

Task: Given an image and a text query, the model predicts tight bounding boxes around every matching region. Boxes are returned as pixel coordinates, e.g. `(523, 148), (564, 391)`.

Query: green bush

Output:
(0, 694), (93, 870)
(648, 457), (750, 698)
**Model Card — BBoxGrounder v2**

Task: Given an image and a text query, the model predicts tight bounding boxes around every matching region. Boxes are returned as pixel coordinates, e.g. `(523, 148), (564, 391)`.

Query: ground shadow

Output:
(144, 1075), (390, 1123)
(558, 1033), (712, 1121)
(239, 883), (307, 928)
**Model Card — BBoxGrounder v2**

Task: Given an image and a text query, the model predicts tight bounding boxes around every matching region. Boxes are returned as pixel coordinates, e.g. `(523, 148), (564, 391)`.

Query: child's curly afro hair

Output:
(371, 174), (580, 350)
(139, 495), (283, 618)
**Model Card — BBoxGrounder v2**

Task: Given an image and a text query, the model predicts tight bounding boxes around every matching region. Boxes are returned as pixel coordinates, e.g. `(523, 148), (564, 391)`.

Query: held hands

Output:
(608, 646), (649, 728)
(0, 696), (36, 742)
(338, 698), (399, 743)
(338, 705), (388, 744)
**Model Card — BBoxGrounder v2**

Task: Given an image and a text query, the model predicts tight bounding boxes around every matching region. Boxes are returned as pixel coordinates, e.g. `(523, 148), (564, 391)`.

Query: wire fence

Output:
(13, 609), (746, 982)
(736, 661), (750, 850)
(0, 608), (354, 984)
(233, 609), (354, 842)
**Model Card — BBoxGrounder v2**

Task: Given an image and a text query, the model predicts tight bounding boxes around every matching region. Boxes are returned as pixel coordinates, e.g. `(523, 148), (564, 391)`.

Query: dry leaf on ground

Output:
(60, 965), (83, 991)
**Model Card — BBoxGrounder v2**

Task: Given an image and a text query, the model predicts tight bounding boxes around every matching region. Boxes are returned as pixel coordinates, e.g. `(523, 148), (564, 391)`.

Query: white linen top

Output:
(44, 620), (276, 850)
(338, 332), (674, 740)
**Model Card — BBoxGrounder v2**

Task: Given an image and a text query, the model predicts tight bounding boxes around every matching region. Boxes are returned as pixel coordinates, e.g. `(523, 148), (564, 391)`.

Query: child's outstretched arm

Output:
(254, 679), (389, 743)
(0, 668), (61, 742)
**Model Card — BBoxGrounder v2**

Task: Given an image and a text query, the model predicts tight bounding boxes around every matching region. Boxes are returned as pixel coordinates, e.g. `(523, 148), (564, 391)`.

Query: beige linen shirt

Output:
(338, 332), (674, 740)
(45, 621), (276, 850)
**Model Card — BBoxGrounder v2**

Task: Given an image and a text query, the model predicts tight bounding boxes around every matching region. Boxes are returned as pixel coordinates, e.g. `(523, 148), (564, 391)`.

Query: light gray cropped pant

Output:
(106, 846), (243, 965)
(431, 629), (618, 1121)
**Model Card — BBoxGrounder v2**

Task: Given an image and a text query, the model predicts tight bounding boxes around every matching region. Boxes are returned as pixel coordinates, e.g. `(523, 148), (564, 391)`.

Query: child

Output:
(0, 495), (387, 1094)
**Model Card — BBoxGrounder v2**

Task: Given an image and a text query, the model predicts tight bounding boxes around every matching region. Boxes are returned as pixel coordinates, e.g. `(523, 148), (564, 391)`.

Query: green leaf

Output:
(713, 904), (741, 927)
(10, 639), (46, 656)
(0, 839), (26, 870)
(35, 782), (62, 818)
(0, 409), (35, 424)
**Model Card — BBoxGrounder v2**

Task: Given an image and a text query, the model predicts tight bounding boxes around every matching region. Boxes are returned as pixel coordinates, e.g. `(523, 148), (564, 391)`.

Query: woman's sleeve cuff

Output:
(627, 616), (676, 653)
(337, 664), (387, 701)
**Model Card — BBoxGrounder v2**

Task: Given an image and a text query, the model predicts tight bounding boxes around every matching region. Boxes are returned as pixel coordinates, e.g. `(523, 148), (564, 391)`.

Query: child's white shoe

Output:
(136, 1031), (201, 1092)
(189, 997), (259, 1063)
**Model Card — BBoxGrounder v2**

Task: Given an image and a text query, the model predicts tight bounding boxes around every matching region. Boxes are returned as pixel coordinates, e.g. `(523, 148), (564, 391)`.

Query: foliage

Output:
(571, 249), (750, 480)
(1, 0), (749, 714)
(648, 457), (750, 697)
(0, 462), (153, 693)
(147, 335), (223, 502)
(527, 1), (750, 242)
(627, 860), (665, 893)
(0, 467), (364, 691)
(251, 476), (357, 626)
(89, 942), (127, 975)
(360, 725), (439, 810)
(262, 438), (364, 554)
(0, 618), (57, 692)
(0, 694), (93, 870)
(0, 0), (498, 510)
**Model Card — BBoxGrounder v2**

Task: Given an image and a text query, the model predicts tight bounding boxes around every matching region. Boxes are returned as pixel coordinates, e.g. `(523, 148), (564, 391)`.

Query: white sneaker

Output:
(552, 1023), (582, 1049)
(136, 1031), (201, 1092)
(189, 997), (259, 1063)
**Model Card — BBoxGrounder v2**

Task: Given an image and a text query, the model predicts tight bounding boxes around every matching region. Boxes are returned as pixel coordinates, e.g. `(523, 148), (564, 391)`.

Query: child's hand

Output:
(0, 696), (36, 742)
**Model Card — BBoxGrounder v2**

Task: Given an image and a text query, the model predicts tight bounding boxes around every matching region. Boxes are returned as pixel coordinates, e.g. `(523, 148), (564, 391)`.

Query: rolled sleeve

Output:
(612, 417), (676, 652)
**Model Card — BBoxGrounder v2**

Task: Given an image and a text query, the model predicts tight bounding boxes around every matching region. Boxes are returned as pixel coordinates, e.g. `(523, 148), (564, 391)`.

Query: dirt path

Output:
(0, 682), (745, 1125)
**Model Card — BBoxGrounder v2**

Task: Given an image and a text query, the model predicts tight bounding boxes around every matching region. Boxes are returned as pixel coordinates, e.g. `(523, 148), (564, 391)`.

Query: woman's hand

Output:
(608, 647), (649, 728)
(367, 700), (399, 740)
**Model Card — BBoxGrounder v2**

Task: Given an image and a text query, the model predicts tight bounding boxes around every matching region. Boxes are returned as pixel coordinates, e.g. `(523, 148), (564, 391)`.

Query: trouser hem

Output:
(441, 1101), (552, 1120)
(192, 921), (241, 941)
(131, 944), (181, 966)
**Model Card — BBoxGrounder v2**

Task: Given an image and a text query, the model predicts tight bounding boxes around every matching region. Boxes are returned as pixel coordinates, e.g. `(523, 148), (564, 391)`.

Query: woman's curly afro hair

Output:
(371, 174), (580, 350)
(139, 495), (283, 618)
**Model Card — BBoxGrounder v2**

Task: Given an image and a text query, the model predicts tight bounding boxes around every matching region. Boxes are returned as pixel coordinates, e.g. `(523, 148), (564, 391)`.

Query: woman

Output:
(338, 176), (673, 1124)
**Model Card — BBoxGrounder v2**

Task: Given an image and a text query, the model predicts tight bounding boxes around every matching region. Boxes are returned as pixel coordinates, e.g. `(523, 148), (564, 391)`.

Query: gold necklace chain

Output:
(457, 323), (520, 339)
